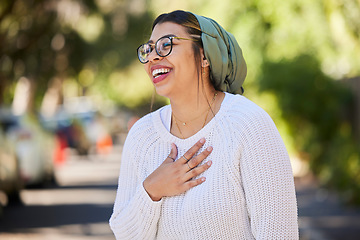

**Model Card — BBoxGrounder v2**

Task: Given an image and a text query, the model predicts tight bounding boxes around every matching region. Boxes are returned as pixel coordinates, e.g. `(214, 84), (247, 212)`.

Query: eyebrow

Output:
(147, 34), (177, 44)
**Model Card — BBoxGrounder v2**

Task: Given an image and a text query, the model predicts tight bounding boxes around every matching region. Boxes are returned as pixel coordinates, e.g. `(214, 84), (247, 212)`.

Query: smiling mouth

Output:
(152, 68), (171, 78)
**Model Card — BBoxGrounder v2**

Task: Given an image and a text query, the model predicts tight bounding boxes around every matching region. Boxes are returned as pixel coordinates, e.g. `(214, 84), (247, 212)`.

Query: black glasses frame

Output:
(137, 36), (198, 64)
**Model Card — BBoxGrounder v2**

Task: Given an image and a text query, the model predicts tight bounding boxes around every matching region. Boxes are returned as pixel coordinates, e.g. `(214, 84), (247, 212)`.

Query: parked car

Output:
(0, 127), (23, 204)
(0, 109), (57, 187)
(40, 107), (93, 156)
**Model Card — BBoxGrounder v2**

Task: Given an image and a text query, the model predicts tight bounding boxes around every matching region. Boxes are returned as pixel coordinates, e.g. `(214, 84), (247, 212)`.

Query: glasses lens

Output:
(138, 44), (152, 63)
(156, 37), (172, 57)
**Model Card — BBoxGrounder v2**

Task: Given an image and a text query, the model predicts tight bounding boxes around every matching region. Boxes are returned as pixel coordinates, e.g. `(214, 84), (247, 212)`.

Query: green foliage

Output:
(1, 0), (359, 109)
(259, 55), (360, 203)
(0, 0), (154, 108)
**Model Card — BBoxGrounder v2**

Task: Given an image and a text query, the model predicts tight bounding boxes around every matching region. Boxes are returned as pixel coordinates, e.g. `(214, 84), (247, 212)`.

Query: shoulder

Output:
(124, 105), (168, 145)
(221, 93), (274, 129)
(220, 94), (287, 157)
(127, 112), (153, 137)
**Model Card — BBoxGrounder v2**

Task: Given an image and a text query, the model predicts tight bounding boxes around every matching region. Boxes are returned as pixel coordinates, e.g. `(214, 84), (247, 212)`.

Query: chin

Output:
(154, 87), (171, 99)
(152, 81), (174, 99)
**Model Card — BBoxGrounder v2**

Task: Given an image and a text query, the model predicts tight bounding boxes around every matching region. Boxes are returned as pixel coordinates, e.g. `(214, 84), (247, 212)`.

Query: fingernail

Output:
(199, 138), (205, 144)
(201, 177), (206, 182)
(207, 161), (212, 166)
(207, 146), (213, 152)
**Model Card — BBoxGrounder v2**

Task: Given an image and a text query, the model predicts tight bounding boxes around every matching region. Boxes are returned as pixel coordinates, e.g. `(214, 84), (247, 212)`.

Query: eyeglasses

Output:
(137, 36), (198, 64)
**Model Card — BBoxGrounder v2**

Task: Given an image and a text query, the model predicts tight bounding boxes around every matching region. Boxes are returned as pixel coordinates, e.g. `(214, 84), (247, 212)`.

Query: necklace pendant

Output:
(182, 122), (186, 126)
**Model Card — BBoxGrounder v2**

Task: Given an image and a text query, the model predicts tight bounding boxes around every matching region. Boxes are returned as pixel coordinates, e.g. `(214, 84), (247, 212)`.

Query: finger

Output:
(187, 146), (212, 169)
(186, 162), (192, 171)
(185, 161), (212, 181)
(179, 138), (206, 164)
(165, 143), (178, 163)
(183, 177), (206, 190)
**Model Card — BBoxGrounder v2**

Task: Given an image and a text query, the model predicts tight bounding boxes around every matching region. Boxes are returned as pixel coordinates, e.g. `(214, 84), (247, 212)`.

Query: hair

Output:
(151, 10), (218, 112)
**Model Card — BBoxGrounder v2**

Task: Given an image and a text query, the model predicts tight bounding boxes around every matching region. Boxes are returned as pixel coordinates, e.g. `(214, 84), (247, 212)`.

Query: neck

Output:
(170, 91), (215, 121)
(169, 88), (224, 139)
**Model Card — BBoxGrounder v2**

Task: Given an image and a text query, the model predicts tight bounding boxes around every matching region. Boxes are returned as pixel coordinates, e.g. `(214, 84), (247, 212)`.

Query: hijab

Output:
(191, 13), (247, 94)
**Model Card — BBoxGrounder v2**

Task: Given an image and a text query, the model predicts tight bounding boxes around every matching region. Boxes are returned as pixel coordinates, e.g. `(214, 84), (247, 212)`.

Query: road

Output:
(0, 147), (122, 240)
(296, 176), (360, 240)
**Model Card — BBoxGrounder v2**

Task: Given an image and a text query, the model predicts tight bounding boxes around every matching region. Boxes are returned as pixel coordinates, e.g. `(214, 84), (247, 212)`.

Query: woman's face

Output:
(144, 22), (201, 99)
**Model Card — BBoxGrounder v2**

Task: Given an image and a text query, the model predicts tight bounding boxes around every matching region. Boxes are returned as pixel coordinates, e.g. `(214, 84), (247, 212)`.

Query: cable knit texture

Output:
(109, 93), (299, 239)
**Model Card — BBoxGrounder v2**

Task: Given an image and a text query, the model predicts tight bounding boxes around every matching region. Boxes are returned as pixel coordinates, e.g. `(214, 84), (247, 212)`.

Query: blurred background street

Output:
(1, 0), (360, 239)
(0, 147), (122, 240)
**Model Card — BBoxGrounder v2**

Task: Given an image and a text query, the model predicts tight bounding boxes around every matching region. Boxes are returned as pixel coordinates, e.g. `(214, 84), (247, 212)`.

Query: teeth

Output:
(152, 68), (170, 78)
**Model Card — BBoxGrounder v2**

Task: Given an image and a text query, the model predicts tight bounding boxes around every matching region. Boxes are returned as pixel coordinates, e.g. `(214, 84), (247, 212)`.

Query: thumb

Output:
(164, 143), (178, 163)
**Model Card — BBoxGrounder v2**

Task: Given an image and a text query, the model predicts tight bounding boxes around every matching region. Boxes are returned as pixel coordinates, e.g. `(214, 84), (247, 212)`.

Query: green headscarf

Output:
(191, 13), (247, 94)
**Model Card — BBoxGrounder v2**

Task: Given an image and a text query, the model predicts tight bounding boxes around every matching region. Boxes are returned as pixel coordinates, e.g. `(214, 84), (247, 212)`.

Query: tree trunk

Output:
(12, 77), (36, 115)
(40, 77), (64, 118)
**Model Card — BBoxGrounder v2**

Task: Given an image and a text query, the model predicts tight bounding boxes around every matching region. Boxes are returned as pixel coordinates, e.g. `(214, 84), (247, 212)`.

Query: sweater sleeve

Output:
(109, 127), (163, 240)
(239, 110), (299, 239)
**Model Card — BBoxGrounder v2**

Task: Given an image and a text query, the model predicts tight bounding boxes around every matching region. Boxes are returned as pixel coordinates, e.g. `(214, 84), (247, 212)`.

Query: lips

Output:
(150, 66), (172, 84)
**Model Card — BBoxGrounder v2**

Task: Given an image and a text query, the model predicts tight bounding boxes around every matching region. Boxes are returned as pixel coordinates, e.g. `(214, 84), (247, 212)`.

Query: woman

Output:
(110, 10), (298, 239)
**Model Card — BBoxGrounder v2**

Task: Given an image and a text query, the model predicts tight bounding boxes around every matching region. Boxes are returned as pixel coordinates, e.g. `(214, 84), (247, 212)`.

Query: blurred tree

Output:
(0, 0), (154, 112)
(259, 55), (360, 203)
(1, 0), (359, 111)
(0, 0), (57, 107)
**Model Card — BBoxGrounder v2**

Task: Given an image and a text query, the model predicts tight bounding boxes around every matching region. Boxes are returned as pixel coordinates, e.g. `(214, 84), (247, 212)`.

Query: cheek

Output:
(144, 64), (151, 78)
(172, 49), (196, 71)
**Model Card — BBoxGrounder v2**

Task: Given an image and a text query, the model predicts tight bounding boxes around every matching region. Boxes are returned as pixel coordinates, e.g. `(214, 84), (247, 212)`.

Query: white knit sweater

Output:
(109, 93), (299, 239)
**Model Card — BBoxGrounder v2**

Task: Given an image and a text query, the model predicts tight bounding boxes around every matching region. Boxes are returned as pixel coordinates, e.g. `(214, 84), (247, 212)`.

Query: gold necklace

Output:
(173, 92), (218, 139)
(173, 116), (186, 139)
(173, 103), (212, 126)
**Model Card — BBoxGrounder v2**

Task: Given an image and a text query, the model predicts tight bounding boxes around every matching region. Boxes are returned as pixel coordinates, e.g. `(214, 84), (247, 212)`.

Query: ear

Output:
(202, 58), (209, 67)
(200, 49), (209, 67)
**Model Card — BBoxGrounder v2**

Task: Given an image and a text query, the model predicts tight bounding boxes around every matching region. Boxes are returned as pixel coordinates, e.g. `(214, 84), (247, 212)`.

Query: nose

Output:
(147, 49), (162, 62)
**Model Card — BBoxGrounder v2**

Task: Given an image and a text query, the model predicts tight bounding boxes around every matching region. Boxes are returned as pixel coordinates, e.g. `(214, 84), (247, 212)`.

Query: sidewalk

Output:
(296, 176), (360, 240)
